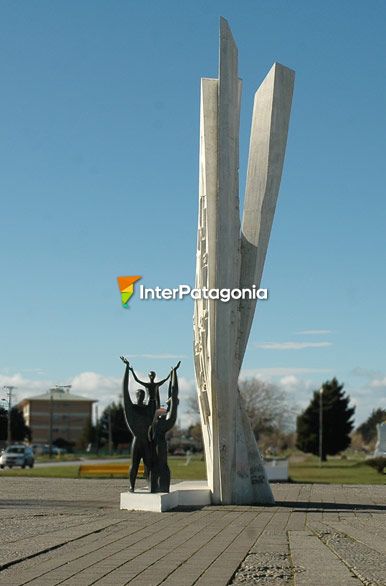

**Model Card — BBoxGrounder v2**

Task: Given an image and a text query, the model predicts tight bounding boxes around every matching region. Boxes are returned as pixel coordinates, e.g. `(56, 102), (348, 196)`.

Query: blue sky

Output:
(0, 1), (385, 426)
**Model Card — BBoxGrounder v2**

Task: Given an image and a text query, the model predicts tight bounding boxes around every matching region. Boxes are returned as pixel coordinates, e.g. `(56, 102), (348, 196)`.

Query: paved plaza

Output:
(0, 478), (385, 585)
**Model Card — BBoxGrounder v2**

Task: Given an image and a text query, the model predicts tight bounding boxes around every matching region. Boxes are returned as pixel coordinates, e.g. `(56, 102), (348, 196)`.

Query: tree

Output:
(296, 378), (355, 460)
(79, 417), (96, 449)
(186, 393), (200, 422)
(356, 408), (386, 445)
(188, 423), (203, 449)
(99, 402), (131, 449)
(187, 379), (297, 449)
(239, 378), (297, 440)
(0, 406), (31, 442)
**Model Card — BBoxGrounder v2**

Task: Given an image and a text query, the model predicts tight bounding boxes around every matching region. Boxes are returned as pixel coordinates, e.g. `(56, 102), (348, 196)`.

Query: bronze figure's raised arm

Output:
(120, 357), (155, 492)
(149, 364), (180, 493)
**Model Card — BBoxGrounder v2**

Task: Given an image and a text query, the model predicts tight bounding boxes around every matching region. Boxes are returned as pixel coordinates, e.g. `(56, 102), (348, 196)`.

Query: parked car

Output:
(39, 444), (67, 456)
(0, 445), (35, 469)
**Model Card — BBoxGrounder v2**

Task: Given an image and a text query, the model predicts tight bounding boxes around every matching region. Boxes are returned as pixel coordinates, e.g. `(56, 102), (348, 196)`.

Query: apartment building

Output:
(18, 388), (96, 447)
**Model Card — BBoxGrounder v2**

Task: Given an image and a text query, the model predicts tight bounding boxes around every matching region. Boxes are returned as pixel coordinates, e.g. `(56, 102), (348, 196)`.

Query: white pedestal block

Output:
(120, 481), (211, 513)
(374, 422), (386, 457)
(264, 459), (289, 481)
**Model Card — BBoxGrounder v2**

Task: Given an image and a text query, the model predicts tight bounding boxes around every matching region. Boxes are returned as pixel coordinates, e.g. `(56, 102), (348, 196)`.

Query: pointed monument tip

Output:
(219, 16), (237, 50)
(272, 61), (296, 76)
(220, 16), (232, 37)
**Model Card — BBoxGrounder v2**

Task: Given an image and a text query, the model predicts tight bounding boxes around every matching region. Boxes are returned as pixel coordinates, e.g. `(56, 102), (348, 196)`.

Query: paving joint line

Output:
(86, 510), (215, 586)
(145, 510), (247, 586)
(190, 510), (270, 585)
(306, 520), (368, 585)
(18, 512), (198, 585)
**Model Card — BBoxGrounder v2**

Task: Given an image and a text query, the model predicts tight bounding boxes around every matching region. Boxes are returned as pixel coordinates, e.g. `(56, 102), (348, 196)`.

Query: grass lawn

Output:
(289, 455), (386, 485)
(0, 465), (80, 478)
(0, 457), (207, 480)
(1, 455), (384, 485)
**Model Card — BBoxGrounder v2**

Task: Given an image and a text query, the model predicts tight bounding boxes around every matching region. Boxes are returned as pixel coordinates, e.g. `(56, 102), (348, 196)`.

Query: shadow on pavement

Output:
(275, 500), (386, 511)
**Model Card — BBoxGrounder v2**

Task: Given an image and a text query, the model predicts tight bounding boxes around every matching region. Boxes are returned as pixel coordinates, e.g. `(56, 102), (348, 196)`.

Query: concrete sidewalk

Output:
(0, 478), (385, 585)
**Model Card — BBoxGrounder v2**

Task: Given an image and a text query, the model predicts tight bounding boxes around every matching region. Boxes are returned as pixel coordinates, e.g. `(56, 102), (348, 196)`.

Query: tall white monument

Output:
(193, 18), (295, 505)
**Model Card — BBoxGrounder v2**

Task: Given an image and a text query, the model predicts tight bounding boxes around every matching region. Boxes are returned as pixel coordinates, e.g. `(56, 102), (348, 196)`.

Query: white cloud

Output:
(279, 375), (300, 389)
(295, 330), (333, 335)
(255, 341), (332, 350)
(126, 354), (188, 360)
(370, 377), (386, 389)
(70, 372), (120, 393)
(0, 373), (48, 394)
(241, 367), (331, 378)
(350, 367), (381, 379)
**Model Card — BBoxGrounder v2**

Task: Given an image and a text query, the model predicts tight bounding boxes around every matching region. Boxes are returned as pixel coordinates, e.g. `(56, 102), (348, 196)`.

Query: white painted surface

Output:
(120, 481), (211, 513)
(374, 422), (386, 456)
(264, 459), (289, 481)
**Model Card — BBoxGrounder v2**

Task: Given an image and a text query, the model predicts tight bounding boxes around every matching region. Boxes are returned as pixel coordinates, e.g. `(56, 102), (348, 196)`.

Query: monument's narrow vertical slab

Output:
(213, 17), (242, 504)
(238, 63), (295, 364)
(194, 76), (220, 499)
(194, 18), (294, 505)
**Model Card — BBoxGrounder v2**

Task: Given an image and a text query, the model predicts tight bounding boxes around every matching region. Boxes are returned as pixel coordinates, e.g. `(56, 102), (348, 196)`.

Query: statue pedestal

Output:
(120, 481), (211, 512)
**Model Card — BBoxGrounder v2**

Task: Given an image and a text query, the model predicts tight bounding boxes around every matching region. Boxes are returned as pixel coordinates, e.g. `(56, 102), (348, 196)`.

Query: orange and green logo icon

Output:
(117, 276), (141, 308)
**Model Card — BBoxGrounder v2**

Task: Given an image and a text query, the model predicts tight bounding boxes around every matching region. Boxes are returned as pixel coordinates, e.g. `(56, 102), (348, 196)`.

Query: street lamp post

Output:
(319, 386), (324, 467)
(3, 386), (16, 446)
(95, 404), (99, 455)
(108, 407), (112, 456)
(49, 388), (54, 458)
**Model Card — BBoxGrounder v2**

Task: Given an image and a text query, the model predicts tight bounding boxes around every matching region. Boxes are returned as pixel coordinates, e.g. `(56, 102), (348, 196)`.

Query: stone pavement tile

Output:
(319, 517), (386, 555)
(249, 530), (289, 555)
(0, 511), (103, 545)
(289, 530), (360, 586)
(192, 512), (274, 586)
(305, 511), (322, 524)
(230, 530), (292, 585)
(247, 512), (290, 552)
(309, 520), (386, 585)
(255, 511), (291, 535)
(321, 511), (340, 522)
(0, 512), (183, 585)
(53, 510), (213, 586)
(92, 510), (242, 586)
(160, 511), (272, 586)
(0, 477), (128, 508)
(285, 511), (307, 531)
(231, 551), (292, 585)
(0, 516), (127, 570)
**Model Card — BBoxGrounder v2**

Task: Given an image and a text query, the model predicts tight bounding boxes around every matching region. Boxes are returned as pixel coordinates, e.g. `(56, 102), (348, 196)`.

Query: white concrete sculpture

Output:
(374, 422), (386, 457)
(193, 18), (295, 504)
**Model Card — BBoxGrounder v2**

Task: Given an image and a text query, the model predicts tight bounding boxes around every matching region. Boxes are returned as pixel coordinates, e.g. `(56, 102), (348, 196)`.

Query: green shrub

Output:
(365, 457), (386, 474)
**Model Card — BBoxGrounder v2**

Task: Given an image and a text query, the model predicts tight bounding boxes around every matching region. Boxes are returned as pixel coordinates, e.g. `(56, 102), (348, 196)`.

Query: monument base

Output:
(120, 481), (211, 512)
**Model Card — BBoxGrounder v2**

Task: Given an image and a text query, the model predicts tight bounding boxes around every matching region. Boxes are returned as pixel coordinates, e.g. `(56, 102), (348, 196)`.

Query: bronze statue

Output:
(121, 357), (157, 492)
(120, 357), (180, 493)
(149, 363), (180, 493)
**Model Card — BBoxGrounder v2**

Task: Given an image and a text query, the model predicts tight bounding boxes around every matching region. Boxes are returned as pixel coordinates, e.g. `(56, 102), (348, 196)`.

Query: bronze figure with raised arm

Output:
(149, 362), (181, 493)
(120, 356), (156, 492)
(128, 363), (172, 409)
